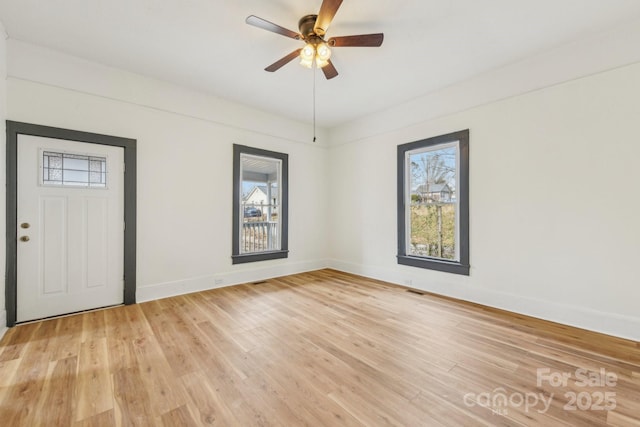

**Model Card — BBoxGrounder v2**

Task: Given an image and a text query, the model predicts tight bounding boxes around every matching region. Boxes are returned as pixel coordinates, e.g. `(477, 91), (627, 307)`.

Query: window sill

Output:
(397, 255), (469, 276)
(232, 250), (289, 265)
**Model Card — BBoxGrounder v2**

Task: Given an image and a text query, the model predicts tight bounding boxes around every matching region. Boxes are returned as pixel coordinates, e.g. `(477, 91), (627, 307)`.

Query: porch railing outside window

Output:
(241, 202), (279, 253)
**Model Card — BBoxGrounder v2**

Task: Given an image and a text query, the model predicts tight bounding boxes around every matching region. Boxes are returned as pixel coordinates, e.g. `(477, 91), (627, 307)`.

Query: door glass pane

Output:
(42, 151), (107, 188)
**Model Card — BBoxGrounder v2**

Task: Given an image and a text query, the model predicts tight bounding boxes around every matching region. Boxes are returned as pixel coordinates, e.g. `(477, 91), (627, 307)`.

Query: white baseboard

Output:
(0, 310), (7, 342)
(328, 259), (640, 342)
(136, 259), (330, 303)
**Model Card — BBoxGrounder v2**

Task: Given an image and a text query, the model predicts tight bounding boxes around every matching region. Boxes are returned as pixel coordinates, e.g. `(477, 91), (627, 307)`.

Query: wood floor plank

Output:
(139, 302), (209, 378)
(0, 269), (638, 426)
(103, 306), (140, 373)
(243, 328), (365, 426)
(160, 404), (199, 426)
(81, 309), (107, 343)
(0, 357), (21, 388)
(131, 333), (189, 417)
(74, 409), (116, 427)
(0, 322), (54, 425)
(197, 369), (277, 427)
(180, 371), (241, 426)
(75, 338), (114, 422)
(112, 367), (156, 426)
(607, 410), (640, 426)
(48, 314), (83, 361)
(36, 355), (78, 426)
(0, 321), (39, 362)
(195, 320), (259, 380)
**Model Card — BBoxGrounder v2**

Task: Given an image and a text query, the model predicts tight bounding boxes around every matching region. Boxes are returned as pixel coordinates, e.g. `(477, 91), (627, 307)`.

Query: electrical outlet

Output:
(214, 278), (224, 285)
(404, 279), (413, 286)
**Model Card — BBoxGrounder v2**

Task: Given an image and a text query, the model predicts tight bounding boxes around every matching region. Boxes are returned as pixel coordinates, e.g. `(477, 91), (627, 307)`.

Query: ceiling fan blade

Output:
(265, 49), (302, 72)
(328, 33), (384, 47)
(246, 15), (301, 40)
(321, 60), (339, 80)
(314, 0), (343, 36)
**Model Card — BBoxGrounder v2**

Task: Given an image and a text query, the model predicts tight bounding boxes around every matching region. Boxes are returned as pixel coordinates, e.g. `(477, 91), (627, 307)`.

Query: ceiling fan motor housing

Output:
(298, 14), (319, 39)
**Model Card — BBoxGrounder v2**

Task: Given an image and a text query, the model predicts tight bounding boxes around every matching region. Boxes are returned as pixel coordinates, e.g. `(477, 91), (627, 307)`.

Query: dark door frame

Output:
(5, 121), (137, 327)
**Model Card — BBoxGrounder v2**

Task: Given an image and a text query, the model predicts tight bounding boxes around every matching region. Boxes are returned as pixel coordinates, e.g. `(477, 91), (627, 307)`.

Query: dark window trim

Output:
(397, 129), (470, 276)
(232, 144), (288, 264)
(5, 121), (137, 327)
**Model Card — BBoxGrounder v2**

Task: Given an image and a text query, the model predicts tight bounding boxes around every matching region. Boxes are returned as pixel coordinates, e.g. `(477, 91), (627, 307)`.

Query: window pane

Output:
(63, 169), (90, 185)
(43, 151), (107, 188)
(240, 154), (281, 254)
(63, 155), (89, 172)
(233, 144), (289, 264)
(397, 130), (469, 275)
(408, 144), (458, 260)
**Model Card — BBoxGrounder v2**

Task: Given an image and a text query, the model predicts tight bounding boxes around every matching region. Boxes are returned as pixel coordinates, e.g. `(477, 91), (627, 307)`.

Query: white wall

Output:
(0, 21), (7, 338)
(328, 61), (640, 341)
(330, 16), (640, 145)
(5, 41), (330, 305)
(4, 33), (640, 342)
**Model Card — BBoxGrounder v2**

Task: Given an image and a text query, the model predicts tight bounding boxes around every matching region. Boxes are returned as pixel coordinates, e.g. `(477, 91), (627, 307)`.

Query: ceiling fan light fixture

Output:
(301, 43), (315, 60)
(300, 57), (314, 68)
(315, 57), (329, 68)
(300, 42), (318, 68)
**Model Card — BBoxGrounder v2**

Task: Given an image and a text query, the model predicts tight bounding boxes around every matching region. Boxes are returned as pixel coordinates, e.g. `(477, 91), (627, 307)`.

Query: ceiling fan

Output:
(246, 0), (384, 80)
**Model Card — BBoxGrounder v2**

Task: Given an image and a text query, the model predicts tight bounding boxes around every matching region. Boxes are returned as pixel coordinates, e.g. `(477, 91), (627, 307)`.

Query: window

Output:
(397, 130), (469, 275)
(42, 150), (107, 188)
(232, 144), (288, 264)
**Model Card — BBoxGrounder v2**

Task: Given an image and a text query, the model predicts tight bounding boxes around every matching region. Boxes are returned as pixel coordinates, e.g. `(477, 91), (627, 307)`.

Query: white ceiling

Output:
(1, 0), (640, 128)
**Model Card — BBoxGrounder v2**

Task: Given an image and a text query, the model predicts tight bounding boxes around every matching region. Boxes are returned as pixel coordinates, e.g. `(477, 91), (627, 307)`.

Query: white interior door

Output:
(16, 135), (125, 322)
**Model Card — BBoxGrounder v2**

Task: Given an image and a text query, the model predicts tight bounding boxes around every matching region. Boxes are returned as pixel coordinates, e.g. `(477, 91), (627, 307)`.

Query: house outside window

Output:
(232, 144), (288, 264)
(397, 130), (469, 275)
(414, 182), (453, 203)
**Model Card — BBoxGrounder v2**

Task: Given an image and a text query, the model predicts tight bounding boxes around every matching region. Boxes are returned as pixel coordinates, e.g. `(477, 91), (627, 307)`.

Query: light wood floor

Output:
(0, 269), (638, 426)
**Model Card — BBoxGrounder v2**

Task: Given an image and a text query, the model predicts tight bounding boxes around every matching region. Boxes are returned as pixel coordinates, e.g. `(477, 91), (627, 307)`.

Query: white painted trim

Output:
(328, 259), (640, 342)
(137, 259), (330, 303)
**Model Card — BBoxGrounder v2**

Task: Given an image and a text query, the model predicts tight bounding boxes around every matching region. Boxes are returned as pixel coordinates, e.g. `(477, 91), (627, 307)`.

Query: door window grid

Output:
(42, 151), (107, 188)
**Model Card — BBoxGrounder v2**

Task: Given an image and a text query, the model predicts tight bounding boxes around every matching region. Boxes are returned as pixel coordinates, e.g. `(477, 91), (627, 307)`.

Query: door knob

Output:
(21, 223), (30, 229)
(20, 236), (30, 242)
